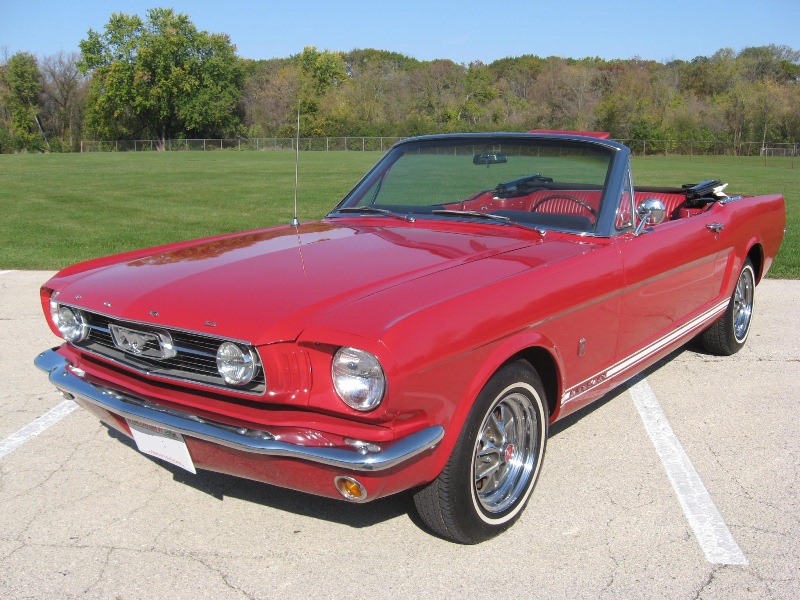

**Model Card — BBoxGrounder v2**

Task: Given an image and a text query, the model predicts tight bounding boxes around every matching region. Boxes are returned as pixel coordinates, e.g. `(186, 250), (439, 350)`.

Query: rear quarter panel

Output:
(711, 194), (786, 293)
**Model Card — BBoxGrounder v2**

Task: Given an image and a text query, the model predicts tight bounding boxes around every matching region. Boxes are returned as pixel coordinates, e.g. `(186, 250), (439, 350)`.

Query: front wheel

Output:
(698, 259), (756, 355)
(413, 360), (548, 544)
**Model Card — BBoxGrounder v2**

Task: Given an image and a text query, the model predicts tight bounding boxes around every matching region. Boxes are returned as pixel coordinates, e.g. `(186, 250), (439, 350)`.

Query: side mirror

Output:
(634, 198), (667, 235)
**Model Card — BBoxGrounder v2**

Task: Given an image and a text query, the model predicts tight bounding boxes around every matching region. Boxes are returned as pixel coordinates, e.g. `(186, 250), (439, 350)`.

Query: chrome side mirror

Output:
(634, 198), (667, 235)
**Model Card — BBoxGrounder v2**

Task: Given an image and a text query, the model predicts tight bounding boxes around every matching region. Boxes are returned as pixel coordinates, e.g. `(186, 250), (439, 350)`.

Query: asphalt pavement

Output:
(1, 270), (798, 599)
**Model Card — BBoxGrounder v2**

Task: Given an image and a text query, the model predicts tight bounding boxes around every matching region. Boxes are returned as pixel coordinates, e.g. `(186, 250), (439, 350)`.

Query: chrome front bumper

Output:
(34, 349), (444, 472)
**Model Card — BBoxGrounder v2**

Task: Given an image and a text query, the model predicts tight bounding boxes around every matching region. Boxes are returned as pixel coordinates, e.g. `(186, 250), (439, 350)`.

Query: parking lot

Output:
(1, 270), (798, 599)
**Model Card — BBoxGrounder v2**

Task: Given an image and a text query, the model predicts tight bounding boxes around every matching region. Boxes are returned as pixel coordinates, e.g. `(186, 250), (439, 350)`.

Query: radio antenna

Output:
(291, 102), (301, 227)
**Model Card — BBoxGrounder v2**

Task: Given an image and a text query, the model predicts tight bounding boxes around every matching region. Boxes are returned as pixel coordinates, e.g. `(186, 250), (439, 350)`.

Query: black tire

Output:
(698, 259), (756, 356)
(413, 360), (548, 544)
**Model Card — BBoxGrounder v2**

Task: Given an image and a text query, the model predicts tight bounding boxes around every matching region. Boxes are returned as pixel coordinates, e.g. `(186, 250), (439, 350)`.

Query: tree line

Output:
(1, 7), (798, 153)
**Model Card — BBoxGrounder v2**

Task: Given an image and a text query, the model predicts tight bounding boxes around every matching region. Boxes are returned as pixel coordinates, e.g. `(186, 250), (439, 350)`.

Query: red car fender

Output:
(417, 329), (563, 480)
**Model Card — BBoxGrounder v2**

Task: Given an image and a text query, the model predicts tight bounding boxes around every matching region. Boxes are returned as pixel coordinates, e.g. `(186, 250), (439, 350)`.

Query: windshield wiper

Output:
(432, 209), (511, 223)
(333, 206), (416, 222)
(431, 210), (546, 235)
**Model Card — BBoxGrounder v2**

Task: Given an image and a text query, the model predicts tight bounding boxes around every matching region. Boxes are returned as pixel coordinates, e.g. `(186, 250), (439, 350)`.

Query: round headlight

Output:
(332, 347), (385, 411)
(216, 342), (257, 386)
(52, 304), (89, 343)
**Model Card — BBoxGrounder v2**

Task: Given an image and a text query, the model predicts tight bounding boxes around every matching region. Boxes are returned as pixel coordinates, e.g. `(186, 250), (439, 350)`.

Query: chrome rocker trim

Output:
(35, 349), (444, 472)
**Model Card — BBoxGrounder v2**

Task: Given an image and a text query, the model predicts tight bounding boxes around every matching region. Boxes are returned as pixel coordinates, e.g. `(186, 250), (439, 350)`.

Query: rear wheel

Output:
(413, 360), (548, 544)
(699, 259), (755, 356)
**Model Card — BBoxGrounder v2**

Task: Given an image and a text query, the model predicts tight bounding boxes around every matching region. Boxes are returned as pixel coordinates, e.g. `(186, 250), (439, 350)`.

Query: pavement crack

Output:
(196, 557), (257, 600)
(692, 564), (723, 600)
(83, 547), (113, 596)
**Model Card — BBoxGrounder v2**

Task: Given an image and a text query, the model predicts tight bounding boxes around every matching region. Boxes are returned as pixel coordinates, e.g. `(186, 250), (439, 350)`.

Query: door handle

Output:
(705, 223), (724, 233)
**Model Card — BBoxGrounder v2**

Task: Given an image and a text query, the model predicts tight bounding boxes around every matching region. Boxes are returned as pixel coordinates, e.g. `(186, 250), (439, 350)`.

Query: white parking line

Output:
(0, 400), (78, 460)
(630, 378), (747, 565)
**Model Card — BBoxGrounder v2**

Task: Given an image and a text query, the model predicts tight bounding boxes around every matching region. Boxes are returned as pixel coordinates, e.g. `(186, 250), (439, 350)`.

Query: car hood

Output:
(48, 219), (584, 344)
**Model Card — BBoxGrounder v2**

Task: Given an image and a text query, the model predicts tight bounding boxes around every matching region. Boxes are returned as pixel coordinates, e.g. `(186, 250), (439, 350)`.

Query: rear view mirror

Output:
(473, 152), (508, 165)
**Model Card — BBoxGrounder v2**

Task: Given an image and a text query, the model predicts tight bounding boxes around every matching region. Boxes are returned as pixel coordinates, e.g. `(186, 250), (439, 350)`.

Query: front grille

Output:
(73, 311), (265, 395)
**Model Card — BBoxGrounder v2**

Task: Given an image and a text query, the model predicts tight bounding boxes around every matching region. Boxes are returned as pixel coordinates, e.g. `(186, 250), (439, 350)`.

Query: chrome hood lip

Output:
(46, 220), (540, 344)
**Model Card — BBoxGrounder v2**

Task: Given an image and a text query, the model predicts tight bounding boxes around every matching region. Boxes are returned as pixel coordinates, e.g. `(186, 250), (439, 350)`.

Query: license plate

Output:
(127, 418), (196, 474)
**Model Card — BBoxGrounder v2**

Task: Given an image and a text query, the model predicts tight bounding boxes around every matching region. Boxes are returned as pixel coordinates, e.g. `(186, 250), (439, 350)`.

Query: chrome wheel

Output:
(733, 265), (754, 342)
(413, 361), (548, 544)
(698, 259), (756, 356)
(472, 391), (539, 514)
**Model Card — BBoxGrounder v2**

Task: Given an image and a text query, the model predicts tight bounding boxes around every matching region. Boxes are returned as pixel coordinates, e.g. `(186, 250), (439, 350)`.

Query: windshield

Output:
(335, 137), (615, 234)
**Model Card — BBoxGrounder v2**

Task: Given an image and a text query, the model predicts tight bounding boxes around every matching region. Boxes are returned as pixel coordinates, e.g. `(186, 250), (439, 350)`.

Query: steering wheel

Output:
(531, 194), (598, 222)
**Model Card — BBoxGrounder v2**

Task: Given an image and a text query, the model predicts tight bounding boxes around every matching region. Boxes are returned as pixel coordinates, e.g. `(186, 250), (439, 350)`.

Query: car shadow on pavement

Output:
(104, 424), (413, 529)
(100, 343), (693, 534)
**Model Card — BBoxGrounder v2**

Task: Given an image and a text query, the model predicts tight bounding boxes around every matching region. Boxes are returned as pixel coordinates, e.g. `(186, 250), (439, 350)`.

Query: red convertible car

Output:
(35, 133), (785, 543)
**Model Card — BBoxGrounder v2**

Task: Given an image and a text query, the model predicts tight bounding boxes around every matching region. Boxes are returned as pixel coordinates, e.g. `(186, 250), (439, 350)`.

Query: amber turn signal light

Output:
(334, 476), (368, 502)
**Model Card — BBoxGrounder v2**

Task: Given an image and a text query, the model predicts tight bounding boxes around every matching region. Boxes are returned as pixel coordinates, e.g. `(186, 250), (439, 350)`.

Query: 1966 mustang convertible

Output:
(36, 133), (785, 543)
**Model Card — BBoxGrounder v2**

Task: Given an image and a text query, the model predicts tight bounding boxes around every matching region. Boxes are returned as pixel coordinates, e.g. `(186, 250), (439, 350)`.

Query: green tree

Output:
(738, 45), (800, 82)
(240, 58), (299, 137)
(459, 62), (498, 127)
(41, 52), (87, 151)
(297, 46), (347, 94)
(79, 8), (243, 148)
(0, 52), (47, 151)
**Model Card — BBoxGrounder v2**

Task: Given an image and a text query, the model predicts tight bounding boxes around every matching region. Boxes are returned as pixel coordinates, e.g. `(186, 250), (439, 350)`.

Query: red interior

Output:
(453, 189), (698, 224)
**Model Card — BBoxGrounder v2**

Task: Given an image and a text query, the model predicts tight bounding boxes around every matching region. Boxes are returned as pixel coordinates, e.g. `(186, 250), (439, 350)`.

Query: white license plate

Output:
(127, 418), (196, 474)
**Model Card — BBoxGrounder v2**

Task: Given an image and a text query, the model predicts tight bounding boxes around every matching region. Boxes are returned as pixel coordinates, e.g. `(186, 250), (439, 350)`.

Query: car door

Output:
(615, 211), (723, 365)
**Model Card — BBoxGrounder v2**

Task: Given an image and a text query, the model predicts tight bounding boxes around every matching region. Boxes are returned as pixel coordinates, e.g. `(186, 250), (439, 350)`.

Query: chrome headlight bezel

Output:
(216, 341), (258, 386)
(331, 347), (386, 412)
(50, 296), (89, 343)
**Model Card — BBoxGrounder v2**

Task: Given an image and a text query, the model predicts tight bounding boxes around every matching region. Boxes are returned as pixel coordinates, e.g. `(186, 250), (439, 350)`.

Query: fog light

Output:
(334, 476), (368, 502)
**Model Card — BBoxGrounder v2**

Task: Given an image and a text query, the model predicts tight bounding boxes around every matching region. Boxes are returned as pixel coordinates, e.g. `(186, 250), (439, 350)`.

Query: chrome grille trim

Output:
(67, 309), (266, 395)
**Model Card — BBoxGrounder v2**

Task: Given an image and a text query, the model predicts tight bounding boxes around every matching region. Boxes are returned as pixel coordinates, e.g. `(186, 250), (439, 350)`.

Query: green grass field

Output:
(1, 151), (797, 276)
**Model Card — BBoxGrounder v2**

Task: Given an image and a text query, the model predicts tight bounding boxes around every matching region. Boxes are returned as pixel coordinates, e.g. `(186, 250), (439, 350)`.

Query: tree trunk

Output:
(33, 112), (50, 151)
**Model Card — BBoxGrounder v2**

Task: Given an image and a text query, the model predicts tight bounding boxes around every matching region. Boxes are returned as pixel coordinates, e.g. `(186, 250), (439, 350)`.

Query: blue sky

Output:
(2, 0), (799, 64)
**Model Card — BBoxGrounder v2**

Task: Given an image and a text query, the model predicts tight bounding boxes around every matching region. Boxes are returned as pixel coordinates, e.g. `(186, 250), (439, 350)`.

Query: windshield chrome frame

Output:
(329, 133), (631, 238)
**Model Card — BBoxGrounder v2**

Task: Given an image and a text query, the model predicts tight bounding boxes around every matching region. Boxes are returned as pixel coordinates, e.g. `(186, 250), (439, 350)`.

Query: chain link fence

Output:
(616, 139), (799, 158)
(81, 137), (405, 153)
(80, 137), (799, 160)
